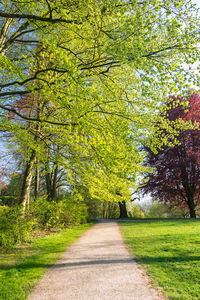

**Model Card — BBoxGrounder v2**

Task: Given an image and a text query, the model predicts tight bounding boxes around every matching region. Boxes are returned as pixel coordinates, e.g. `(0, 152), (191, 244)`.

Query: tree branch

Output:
(0, 103), (78, 126)
(0, 10), (80, 24)
(0, 67), (69, 89)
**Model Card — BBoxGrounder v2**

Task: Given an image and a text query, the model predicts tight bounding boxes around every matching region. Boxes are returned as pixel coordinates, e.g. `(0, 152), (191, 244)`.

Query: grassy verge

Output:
(0, 224), (93, 300)
(120, 220), (200, 300)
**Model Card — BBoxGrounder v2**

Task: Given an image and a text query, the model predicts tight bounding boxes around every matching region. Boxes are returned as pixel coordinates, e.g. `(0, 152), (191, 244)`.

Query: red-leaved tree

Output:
(141, 93), (200, 218)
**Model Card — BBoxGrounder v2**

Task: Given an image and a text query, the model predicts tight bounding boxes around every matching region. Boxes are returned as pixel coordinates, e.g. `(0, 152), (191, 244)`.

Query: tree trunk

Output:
(118, 201), (128, 218)
(182, 169), (196, 219)
(34, 158), (39, 199)
(102, 202), (106, 218)
(45, 164), (58, 200)
(45, 170), (52, 200)
(51, 165), (58, 199)
(20, 151), (36, 211)
(187, 197), (196, 218)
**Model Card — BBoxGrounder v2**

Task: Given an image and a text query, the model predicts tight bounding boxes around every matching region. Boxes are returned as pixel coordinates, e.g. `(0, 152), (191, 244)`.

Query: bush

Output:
(144, 202), (169, 218)
(33, 196), (88, 230)
(0, 195), (88, 250)
(0, 206), (35, 249)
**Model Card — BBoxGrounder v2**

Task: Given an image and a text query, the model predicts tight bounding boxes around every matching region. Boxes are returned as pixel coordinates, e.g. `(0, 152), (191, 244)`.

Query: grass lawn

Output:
(120, 220), (200, 300)
(0, 224), (93, 300)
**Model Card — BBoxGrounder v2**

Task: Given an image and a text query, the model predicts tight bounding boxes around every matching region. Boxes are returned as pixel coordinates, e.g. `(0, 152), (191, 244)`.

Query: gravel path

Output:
(29, 221), (165, 300)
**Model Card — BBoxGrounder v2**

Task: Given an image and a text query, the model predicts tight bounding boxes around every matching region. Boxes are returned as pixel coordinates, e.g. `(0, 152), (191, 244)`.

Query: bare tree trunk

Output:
(182, 169), (196, 218)
(102, 202), (106, 218)
(45, 169), (51, 200)
(187, 197), (196, 218)
(51, 165), (58, 199)
(118, 201), (128, 218)
(34, 158), (39, 199)
(20, 150), (36, 211)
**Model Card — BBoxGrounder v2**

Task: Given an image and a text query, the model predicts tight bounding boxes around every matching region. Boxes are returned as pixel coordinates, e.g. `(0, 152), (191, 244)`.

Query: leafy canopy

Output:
(0, 0), (200, 201)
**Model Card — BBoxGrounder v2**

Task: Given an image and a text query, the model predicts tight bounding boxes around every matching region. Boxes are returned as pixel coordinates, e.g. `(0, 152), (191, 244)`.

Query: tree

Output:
(128, 203), (144, 218)
(5, 90), (49, 209)
(141, 93), (200, 218)
(144, 201), (169, 218)
(0, 172), (23, 205)
(0, 0), (199, 129)
(1, 0), (200, 212)
(74, 183), (101, 220)
(101, 201), (119, 219)
(118, 201), (128, 218)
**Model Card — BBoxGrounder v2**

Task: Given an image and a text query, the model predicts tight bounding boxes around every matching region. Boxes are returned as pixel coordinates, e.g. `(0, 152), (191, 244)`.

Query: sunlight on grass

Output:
(120, 220), (200, 300)
(0, 224), (93, 300)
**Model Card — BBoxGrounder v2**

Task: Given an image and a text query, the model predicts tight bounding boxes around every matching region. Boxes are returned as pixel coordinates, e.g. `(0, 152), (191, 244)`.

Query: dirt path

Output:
(28, 221), (165, 300)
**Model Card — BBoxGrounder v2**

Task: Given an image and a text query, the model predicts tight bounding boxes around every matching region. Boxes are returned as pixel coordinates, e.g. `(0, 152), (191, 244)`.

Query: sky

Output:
(192, 0), (200, 8)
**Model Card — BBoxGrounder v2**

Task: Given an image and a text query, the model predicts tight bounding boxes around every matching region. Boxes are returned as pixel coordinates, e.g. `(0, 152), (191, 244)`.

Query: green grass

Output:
(0, 224), (93, 300)
(120, 220), (200, 300)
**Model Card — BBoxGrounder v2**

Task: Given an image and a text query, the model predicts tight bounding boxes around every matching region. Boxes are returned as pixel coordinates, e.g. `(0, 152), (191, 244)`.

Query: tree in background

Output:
(101, 202), (120, 219)
(0, 172), (23, 205)
(127, 203), (144, 218)
(141, 93), (200, 218)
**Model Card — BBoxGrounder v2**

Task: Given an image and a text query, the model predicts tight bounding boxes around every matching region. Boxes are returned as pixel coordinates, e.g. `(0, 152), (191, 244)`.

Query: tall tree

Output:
(0, 0), (199, 125)
(0, 0), (200, 211)
(141, 93), (200, 218)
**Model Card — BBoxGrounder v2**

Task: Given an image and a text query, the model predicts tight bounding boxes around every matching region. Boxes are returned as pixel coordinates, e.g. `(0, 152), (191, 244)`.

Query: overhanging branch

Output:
(0, 103), (78, 126)
(0, 10), (81, 24)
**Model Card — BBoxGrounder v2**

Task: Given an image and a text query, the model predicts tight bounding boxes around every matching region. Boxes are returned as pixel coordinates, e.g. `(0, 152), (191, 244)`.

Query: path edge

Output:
(117, 222), (168, 300)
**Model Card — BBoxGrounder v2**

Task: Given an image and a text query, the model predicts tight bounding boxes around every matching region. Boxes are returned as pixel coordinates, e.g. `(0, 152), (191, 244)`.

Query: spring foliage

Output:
(0, 196), (88, 249)
(0, 0), (200, 202)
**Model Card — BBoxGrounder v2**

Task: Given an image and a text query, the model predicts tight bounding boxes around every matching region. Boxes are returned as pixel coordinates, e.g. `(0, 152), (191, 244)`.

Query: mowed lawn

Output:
(120, 220), (200, 300)
(0, 224), (92, 300)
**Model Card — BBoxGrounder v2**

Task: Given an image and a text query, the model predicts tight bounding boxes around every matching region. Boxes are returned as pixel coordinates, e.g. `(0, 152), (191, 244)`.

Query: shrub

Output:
(33, 196), (88, 230)
(144, 201), (169, 218)
(0, 206), (35, 249)
(0, 195), (88, 249)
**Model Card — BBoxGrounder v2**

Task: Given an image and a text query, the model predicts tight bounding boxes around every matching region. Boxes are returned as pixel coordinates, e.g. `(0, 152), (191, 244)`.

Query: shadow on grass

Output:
(119, 219), (200, 225)
(1, 253), (200, 272)
(97, 218), (194, 223)
(136, 255), (200, 264)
